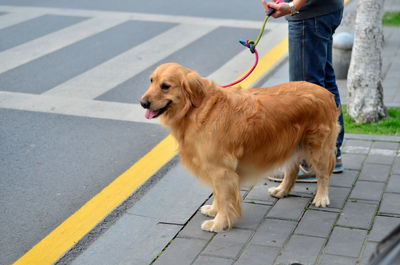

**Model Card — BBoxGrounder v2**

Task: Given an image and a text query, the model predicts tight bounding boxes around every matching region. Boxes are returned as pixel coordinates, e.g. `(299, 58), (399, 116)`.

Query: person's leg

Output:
(288, 19), (305, 83)
(290, 11), (343, 84)
(289, 17), (328, 85)
(325, 40), (344, 158)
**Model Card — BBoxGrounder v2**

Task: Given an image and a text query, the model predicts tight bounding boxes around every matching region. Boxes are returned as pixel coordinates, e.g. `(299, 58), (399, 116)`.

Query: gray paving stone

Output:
(154, 238), (208, 265)
(267, 196), (310, 221)
(371, 141), (400, 150)
(350, 181), (385, 202)
(386, 174), (400, 193)
(240, 183), (253, 192)
(177, 211), (215, 241)
(128, 164), (211, 224)
(342, 144), (370, 154)
(291, 182), (317, 197)
(318, 254), (357, 265)
(337, 201), (378, 230)
(358, 163), (391, 182)
(379, 193), (400, 215)
(235, 244), (280, 265)
(365, 154), (395, 165)
(393, 158), (400, 175)
(234, 203), (270, 230)
(371, 148), (399, 157)
(244, 183), (277, 205)
(330, 170), (359, 188)
(330, 186), (352, 209)
(193, 255), (233, 265)
(295, 210), (338, 238)
(344, 139), (373, 149)
(359, 242), (378, 265)
(342, 153), (367, 170)
(325, 227), (368, 258)
(276, 235), (326, 265)
(368, 216), (400, 242)
(343, 146), (370, 155)
(251, 218), (297, 248)
(71, 215), (181, 265)
(202, 229), (253, 259)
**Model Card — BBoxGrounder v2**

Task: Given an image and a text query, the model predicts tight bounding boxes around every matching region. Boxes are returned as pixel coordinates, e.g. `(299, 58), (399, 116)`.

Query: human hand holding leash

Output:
(262, 0), (307, 18)
(262, 0), (288, 18)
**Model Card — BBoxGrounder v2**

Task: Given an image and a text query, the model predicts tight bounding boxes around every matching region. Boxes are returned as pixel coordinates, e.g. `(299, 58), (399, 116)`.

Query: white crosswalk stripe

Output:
(0, 91), (158, 124)
(44, 23), (217, 99)
(0, 17), (126, 74)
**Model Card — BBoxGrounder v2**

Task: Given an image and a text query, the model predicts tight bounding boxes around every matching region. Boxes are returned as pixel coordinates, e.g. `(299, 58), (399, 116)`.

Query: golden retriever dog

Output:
(140, 63), (340, 232)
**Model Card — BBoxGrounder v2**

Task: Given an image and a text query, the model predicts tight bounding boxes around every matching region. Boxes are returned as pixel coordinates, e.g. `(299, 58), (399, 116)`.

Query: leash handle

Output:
(266, 7), (276, 16)
(262, 0), (284, 17)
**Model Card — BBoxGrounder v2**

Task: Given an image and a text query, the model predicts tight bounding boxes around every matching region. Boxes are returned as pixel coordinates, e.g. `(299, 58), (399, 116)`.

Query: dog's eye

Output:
(150, 78), (153, 83)
(161, 83), (171, 91)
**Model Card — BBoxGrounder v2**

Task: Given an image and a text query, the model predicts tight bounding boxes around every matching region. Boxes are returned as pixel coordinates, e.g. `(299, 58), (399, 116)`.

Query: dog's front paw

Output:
(312, 195), (330, 208)
(268, 186), (289, 198)
(200, 205), (217, 217)
(201, 219), (224, 233)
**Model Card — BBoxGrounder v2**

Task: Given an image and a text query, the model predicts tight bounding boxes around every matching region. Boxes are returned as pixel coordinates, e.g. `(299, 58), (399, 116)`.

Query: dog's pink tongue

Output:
(145, 109), (159, 119)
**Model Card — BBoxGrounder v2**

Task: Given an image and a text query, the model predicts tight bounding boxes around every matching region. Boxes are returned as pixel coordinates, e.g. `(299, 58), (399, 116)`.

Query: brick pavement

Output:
(152, 136), (400, 265)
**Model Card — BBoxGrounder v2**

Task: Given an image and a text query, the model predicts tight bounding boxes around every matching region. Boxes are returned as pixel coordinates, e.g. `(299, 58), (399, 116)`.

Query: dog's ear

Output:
(182, 71), (206, 108)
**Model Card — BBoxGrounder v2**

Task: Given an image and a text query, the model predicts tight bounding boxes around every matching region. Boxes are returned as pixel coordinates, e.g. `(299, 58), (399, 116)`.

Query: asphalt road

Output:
(0, 1), (285, 264)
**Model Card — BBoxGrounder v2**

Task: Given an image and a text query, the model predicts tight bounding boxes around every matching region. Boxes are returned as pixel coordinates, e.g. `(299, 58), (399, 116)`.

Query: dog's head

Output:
(141, 63), (207, 122)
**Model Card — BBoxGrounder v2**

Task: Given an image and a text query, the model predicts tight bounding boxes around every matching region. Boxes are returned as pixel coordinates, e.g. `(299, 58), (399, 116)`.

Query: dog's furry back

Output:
(159, 77), (340, 185)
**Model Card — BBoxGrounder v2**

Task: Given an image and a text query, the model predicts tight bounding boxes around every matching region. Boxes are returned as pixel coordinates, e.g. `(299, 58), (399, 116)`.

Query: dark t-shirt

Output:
(285, 0), (344, 20)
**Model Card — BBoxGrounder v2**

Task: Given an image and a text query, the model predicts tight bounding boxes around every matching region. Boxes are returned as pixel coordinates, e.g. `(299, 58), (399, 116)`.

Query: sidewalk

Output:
(61, 1), (400, 264)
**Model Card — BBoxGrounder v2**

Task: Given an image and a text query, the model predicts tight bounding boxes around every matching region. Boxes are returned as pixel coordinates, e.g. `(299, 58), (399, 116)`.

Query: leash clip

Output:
(239, 39), (256, 54)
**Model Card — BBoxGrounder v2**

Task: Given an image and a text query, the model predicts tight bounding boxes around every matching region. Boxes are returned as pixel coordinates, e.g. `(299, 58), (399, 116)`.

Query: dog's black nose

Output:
(140, 98), (151, 109)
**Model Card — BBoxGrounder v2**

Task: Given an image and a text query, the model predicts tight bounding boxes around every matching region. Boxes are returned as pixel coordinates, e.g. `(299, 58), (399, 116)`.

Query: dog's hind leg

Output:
(306, 128), (336, 207)
(201, 168), (241, 232)
(311, 150), (335, 207)
(269, 160), (300, 198)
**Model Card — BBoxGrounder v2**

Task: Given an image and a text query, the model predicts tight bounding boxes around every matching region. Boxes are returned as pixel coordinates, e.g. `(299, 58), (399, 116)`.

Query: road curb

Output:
(55, 156), (180, 265)
(345, 133), (400, 143)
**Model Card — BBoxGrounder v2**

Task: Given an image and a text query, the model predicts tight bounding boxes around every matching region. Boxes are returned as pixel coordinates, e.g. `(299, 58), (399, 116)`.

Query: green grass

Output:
(383, 12), (400, 26)
(343, 106), (400, 136)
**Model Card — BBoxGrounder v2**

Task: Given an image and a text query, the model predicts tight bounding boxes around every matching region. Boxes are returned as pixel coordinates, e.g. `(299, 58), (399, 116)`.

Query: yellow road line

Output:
(13, 39), (289, 265)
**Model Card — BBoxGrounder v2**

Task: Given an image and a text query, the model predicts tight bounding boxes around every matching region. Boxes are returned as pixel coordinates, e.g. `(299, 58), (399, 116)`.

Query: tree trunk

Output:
(347, 0), (388, 123)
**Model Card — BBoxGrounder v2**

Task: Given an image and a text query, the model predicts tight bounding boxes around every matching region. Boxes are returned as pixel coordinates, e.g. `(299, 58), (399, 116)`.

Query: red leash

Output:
(220, 0), (281, 88)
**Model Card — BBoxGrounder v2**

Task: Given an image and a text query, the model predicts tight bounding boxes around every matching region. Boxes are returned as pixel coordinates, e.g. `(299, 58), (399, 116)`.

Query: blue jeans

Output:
(288, 9), (344, 157)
